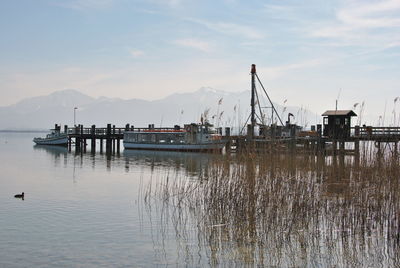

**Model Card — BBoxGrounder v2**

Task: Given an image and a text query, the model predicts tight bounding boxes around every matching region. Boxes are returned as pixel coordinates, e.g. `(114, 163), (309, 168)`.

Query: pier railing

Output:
(66, 126), (183, 136)
(352, 126), (400, 138)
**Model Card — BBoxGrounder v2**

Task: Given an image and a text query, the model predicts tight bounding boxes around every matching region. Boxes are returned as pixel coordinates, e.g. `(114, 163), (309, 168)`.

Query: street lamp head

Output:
(74, 107), (78, 126)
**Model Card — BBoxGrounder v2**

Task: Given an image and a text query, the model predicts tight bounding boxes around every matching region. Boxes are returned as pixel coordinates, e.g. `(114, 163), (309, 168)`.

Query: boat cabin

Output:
(322, 110), (357, 139)
(123, 123), (220, 145)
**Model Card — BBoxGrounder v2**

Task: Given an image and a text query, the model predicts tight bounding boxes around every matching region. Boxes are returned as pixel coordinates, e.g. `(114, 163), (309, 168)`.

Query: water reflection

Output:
(33, 145), (216, 178)
(123, 150), (214, 176)
(33, 145), (68, 156)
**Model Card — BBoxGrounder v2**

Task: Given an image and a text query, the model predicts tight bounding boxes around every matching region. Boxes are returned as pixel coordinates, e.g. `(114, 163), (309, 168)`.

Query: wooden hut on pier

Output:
(322, 110), (357, 139)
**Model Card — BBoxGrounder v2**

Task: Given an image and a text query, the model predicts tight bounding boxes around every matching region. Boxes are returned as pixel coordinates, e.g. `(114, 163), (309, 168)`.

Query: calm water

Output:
(1, 133), (399, 267)
(0, 132), (212, 267)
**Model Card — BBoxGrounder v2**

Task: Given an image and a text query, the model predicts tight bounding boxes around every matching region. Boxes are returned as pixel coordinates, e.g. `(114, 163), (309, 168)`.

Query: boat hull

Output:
(123, 141), (225, 152)
(33, 136), (68, 146)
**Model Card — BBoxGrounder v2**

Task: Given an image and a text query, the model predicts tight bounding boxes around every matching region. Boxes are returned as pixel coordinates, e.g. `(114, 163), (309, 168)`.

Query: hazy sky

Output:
(0, 0), (399, 121)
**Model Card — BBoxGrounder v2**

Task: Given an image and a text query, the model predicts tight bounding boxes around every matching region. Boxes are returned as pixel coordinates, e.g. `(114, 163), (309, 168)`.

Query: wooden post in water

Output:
(81, 125), (86, 152)
(100, 138), (103, 153)
(339, 140), (345, 155)
(332, 140), (337, 155)
(68, 137), (72, 151)
(376, 141), (382, 157)
(91, 125), (96, 153)
(106, 124), (112, 154)
(225, 127), (231, 154)
(75, 124), (81, 151)
(354, 139), (360, 156)
(112, 125), (116, 154)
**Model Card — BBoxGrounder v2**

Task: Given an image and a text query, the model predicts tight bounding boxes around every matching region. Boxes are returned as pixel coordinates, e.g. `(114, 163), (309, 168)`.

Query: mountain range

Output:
(0, 88), (320, 131)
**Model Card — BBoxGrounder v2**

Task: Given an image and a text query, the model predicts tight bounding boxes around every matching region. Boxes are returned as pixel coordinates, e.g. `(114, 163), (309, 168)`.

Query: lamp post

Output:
(74, 107), (78, 126)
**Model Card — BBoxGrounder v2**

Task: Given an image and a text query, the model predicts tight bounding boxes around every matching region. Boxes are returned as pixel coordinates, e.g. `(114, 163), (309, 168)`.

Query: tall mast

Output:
(251, 64), (256, 127)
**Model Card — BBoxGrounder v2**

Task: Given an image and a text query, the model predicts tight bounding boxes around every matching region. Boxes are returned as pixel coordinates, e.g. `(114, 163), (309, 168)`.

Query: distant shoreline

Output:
(0, 130), (48, 133)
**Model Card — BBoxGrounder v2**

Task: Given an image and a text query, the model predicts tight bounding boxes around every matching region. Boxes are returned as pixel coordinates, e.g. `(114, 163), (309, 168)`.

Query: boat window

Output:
(138, 134), (152, 142)
(125, 133), (138, 142)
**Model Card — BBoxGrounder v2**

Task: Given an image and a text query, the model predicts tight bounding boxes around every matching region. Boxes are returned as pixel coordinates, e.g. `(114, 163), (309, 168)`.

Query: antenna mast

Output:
(251, 64), (256, 128)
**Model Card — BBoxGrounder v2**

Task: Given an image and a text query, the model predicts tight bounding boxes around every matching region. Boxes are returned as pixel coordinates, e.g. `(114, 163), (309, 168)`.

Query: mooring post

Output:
(91, 125), (96, 153)
(75, 124), (81, 151)
(333, 140), (337, 155)
(225, 127), (231, 154)
(68, 137), (72, 152)
(339, 141), (345, 155)
(117, 138), (120, 153)
(106, 124), (111, 153)
(80, 125), (85, 152)
(376, 141), (382, 157)
(112, 125), (116, 153)
(100, 138), (103, 153)
(355, 139), (360, 156)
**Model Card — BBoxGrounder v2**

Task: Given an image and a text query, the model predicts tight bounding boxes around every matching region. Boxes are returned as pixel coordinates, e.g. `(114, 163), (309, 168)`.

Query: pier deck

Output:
(55, 124), (400, 155)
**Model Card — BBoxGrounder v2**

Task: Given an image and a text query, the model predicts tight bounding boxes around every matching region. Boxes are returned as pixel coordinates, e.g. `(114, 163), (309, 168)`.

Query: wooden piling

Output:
(225, 127), (231, 154)
(339, 141), (345, 154)
(68, 137), (72, 151)
(106, 124), (112, 153)
(75, 125), (81, 151)
(91, 125), (96, 153)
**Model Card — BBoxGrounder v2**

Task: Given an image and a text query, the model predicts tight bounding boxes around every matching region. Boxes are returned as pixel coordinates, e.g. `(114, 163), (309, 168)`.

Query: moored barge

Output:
(123, 123), (225, 152)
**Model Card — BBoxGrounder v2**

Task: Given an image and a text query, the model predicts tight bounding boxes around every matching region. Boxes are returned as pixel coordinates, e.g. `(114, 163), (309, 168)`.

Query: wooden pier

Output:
(54, 123), (400, 157)
(64, 124), (125, 154)
(224, 125), (400, 156)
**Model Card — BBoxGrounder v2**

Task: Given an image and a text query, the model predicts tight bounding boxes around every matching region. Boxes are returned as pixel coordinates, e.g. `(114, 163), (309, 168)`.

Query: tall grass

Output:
(144, 146), (400, 267)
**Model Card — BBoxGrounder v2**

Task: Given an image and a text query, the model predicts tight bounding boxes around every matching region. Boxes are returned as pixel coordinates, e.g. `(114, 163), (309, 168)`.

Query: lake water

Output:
(0, 132), (214, 267)
(1, 132), (399, 267)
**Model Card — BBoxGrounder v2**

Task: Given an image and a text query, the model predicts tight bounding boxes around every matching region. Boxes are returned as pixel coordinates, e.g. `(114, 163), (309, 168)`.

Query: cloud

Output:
(311, 0), (400, 41)
(187, 18), (264, 39)
(129, 49), (145, 58)
(173, 38), (212, 52)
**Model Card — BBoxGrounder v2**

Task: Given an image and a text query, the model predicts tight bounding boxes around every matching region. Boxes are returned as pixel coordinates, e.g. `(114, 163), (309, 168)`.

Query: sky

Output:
(0, 0), (399, 123)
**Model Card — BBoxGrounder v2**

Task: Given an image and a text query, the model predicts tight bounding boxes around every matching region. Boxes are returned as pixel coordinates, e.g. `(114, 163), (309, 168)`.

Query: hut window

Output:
(335, 118), (341, 125)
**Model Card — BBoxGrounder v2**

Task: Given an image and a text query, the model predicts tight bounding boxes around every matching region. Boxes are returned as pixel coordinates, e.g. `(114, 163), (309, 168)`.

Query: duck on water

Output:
(14, 192), (24, 199)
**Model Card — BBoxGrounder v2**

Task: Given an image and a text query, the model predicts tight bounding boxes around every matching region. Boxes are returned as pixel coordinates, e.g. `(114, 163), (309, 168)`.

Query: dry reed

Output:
(144, 145), (400, 267)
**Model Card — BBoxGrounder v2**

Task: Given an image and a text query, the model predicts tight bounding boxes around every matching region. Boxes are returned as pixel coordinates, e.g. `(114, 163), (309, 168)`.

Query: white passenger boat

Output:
(123, 123), (226, 152)
(33, 131), (68, 146)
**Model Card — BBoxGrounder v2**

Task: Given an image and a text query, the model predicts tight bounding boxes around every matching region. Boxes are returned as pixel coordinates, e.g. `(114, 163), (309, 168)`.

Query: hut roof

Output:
(322, 110), (357, 116)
